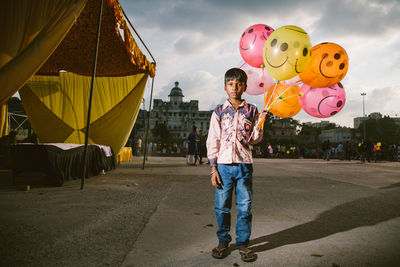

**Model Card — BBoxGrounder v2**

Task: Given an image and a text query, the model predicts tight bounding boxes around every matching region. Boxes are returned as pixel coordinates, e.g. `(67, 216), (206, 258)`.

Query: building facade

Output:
(303, 121), (333, 128)
(354, 112), (400, 128)
(318, 128), (352, 143)
(134, 82), (213, 141)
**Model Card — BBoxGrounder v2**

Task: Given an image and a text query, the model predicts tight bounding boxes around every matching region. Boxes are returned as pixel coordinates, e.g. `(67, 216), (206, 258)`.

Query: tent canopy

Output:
(0, 0), (155, 154)
(38, 0), (155, 78)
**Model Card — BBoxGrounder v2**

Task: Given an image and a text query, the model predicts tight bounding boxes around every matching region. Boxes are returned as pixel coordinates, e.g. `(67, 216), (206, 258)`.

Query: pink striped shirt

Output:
(206, 100), (263, 166)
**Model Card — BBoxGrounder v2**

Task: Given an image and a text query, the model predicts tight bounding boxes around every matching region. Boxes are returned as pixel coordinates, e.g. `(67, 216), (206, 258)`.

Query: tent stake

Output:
(81, 0), (103, 190)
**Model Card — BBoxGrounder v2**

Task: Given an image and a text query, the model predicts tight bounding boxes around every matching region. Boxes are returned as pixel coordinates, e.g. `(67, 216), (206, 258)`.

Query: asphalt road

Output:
(1, 157), (399, 267)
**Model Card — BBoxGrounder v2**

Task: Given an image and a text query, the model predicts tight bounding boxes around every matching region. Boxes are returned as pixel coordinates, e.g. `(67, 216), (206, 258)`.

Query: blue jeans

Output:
(215, 163), (253, 248)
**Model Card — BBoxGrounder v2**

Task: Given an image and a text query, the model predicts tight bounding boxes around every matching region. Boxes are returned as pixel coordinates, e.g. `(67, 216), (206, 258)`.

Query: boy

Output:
(207, 68), (267, 262)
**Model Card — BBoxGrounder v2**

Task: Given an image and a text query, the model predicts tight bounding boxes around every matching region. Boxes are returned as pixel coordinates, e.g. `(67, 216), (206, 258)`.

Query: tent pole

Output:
(81, 0), (103, 190)
(121, 4), (156, 169)
(142, 75), (155, 169)
(121, 8), (156, 63)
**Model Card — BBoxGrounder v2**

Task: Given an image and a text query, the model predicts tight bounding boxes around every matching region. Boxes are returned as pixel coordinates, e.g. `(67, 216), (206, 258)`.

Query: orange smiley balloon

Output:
(267, 82), (301, 118)
(299, 42), (349, 87)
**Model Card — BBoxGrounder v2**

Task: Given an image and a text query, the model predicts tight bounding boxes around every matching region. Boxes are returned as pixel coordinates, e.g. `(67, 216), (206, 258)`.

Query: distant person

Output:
(134, 138), (142, 156)
(322, 140), (331, 161)
(268, 144), (273, 158)
(336, 142), (344, 160)
(207, 68), (267, 262)
(365, 139), (373, 162)
(187, 126), (198, 165)
(198, 130), (207, 164)
(344, 141), (352, 161)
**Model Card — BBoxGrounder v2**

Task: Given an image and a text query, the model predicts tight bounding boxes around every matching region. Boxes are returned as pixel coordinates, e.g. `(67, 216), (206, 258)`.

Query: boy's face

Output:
(224, 78), (246, 100)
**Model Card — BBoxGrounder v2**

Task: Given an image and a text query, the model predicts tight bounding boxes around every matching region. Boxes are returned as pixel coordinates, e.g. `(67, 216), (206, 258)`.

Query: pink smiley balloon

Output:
(239, 61), (274, 95)
(239, 24), (274, 68)
(299, 82), (346, 118)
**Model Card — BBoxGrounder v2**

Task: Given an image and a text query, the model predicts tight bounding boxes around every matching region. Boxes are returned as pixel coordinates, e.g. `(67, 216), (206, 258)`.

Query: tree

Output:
(298, 123), (321, 136)
(358, 116), (400, 144)
(151, 122), (170, 143)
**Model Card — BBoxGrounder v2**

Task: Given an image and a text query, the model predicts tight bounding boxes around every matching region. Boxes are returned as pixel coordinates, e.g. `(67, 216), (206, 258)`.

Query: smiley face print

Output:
(298, 82), (346, 118)
(239, 24), (274, 68)
(299, 42), (349, 87)
(263, 25), (312, 81)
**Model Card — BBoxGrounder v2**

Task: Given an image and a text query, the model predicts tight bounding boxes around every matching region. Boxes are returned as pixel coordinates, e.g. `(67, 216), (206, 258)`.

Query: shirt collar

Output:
(223, 99), (248, 110)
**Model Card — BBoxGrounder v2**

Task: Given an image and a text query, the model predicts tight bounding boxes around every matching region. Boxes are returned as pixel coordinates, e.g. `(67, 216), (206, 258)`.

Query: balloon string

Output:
(264, 81), (278, 111)
(262, 67), (266, 109)
(248, 79), (301, 142)
(258, 79), (278, 132)
(267, 94), (299, 110)
(266, 83), (295, 111)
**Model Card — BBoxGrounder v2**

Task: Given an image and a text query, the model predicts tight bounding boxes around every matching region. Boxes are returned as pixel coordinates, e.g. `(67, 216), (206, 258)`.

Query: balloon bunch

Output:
(238, 24), (349, 127)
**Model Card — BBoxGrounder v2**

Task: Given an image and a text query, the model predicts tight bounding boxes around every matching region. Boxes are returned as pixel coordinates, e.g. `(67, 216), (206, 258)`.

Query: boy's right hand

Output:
(211, 167), (222, 189)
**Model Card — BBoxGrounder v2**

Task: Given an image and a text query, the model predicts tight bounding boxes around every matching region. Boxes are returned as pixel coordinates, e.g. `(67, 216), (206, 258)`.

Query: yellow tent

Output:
(0, 0), (155, 155)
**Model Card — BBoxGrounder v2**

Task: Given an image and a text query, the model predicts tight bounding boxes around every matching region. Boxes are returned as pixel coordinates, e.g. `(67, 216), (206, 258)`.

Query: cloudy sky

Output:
(120, 0), (400, 127)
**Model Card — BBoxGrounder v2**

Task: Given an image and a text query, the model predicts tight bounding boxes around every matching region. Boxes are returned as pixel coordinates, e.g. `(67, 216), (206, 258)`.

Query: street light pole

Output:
(361, 93), (366, 141)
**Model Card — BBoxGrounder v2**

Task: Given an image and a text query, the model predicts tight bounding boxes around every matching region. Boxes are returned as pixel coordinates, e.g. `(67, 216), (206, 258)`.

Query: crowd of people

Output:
(129, 126), (208, 165)
(129, 137), (400, 163)
(253, 140), (400, 162)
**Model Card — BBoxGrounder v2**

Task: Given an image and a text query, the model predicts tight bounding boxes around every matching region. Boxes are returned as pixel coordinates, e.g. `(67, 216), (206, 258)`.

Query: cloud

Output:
(119, 0), (400, 128)
(154, 70), (224, 110)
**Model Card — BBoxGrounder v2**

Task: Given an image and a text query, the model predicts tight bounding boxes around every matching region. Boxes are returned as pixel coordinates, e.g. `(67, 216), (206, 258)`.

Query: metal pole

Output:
(120, 5), (156, 170)
(361, 92), (366, 141)
(142, 98), (146, 138)
(120, 8), (156, 63)
(142, 76), (155, 169)
(81, 0), (103, 190)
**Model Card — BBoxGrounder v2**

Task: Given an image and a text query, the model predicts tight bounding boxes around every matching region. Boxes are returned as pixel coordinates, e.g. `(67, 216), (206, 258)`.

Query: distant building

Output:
(319, 128), (352, 143)
(354, 112), (400, 128)
(266, 119), (297, 137)
(133, 81), (213, 141)
(307, 121), (333, 128)
(353, 117), (365, 129)
(369, 112), (383, 119)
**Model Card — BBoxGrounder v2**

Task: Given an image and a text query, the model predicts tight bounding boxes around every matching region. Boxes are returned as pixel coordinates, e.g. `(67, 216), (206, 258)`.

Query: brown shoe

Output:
(211, 245), (228, 259)
(239, 247), (257, 262)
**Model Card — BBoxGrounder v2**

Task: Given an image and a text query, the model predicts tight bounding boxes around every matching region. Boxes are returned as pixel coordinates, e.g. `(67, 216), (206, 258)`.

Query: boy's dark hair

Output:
(224, 68), (247, 85)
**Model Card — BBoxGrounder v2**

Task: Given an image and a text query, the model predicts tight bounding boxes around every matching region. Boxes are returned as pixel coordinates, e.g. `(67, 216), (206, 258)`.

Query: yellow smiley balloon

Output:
(263, 25), (312, 81)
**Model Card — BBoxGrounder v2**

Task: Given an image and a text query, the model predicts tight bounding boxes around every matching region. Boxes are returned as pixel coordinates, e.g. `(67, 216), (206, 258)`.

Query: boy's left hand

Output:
(259, 110), (268, 120)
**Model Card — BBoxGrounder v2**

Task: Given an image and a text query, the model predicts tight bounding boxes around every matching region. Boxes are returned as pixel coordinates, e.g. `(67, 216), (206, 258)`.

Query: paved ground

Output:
(1, 157), (400, 266)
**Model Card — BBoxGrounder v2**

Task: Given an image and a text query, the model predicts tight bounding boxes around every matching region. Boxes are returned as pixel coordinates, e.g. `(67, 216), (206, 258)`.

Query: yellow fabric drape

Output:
(0, 104), (9, 138)
(0, 0), (87, 105)
(19, 72), (147, 155)
(118, 147), (132, 163)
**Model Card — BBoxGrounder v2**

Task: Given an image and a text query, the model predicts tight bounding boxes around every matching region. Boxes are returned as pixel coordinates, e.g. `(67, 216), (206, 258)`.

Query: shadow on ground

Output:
(247, 188), (400, 252)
